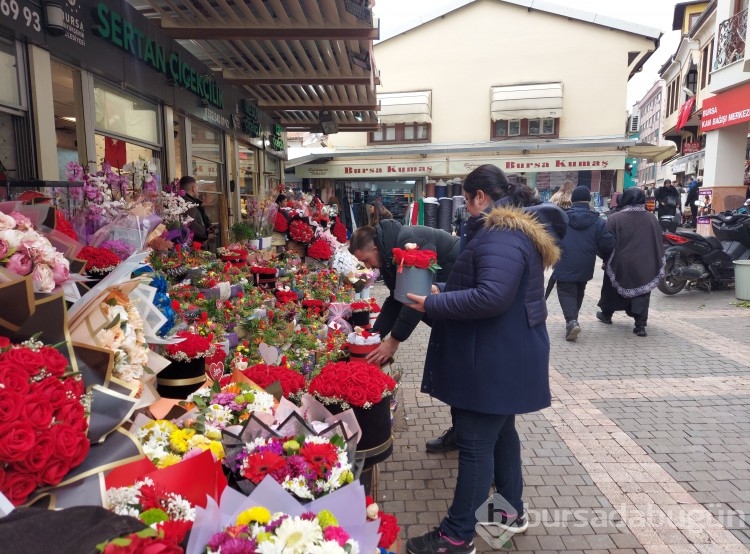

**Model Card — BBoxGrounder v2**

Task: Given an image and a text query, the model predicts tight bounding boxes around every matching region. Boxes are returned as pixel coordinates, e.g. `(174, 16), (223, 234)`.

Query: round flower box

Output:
(156, 357), (206, 399)
(348, 310), (371, 328)
(346, 342), (379, 359)
(394, 266), (433, 304)
(327, 395), (394, 468)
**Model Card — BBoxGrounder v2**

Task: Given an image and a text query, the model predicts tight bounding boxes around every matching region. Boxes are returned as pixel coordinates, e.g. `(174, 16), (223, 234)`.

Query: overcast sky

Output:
(372, 0), (681, 109)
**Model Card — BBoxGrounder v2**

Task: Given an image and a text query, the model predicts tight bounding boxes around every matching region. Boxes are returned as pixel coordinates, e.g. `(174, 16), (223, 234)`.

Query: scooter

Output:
(658, 211), (750, 294)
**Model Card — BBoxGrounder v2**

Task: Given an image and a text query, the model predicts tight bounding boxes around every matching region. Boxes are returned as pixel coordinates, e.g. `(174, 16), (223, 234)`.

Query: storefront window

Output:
(94, 134), (156, 170)
(239, 145), (258, 218)
(0, 39), (20, 107)
(94, 81), (159, 145)
(191, 119), (224, 248)
(52, 60), (80, 176)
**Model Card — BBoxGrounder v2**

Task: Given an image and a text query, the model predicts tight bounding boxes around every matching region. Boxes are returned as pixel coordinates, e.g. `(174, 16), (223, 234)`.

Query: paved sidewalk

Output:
(374, 267), (750, 553)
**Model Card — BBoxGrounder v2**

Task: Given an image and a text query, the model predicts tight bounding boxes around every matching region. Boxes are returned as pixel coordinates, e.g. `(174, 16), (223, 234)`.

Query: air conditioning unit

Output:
(627, 115), (640, 134)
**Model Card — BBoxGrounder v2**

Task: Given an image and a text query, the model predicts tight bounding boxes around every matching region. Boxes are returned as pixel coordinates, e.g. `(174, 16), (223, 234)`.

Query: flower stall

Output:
(0, 174), (403, 553)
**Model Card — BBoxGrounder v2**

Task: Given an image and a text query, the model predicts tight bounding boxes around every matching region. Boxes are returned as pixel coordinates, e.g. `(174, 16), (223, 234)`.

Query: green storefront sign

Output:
(94, 2), (223, 109)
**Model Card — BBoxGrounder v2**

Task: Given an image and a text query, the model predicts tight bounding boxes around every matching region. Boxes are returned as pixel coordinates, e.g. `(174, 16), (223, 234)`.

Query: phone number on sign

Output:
(1, 0), (42, 33)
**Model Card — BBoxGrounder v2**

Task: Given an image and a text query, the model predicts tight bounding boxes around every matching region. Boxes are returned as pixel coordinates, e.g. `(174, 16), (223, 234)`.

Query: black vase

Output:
(156, 358), (206, 399)
(327, 395), (393, 468)
(347, 310), (370, 328)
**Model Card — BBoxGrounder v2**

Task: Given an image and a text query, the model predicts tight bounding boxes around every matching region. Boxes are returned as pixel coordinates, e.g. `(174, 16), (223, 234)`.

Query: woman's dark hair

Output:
(619, 187), (646, 207)
(463, 164), (537, 207)
(369, 200), (392, 226)
(275, 193), (287, 205)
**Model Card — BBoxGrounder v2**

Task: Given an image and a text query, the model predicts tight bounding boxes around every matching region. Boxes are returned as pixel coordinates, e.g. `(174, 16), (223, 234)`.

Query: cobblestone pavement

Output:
(373, 266), (750, 554)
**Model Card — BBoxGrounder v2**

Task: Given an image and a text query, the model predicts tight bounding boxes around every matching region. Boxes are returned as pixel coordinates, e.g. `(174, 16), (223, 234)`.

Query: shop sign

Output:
(93, 2), (224, 109)
(682, 142), (701, 154)
(700, 82), (750, 132)
(270, 123), (284, 151)
(449, 153), (625, 175)
(0, 0), (44, 43)
(295, 160), (448, 178)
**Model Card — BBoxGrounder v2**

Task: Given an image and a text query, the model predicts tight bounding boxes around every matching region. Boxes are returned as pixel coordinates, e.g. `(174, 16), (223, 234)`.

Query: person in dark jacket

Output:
(180, 176), (212, 245)
(404, 165), (560, 554)
(685, 177), (702, 227)
(552, 186), (614, 341)
(597, 187), (665, 337)
(655, 179), (680, 219)
(348, 220), (459, 366)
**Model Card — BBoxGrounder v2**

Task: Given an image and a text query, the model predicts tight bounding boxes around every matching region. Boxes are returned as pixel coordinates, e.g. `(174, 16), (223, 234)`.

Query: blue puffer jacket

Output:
(421, 205), (560, 415)
(551, 203), (614, 282)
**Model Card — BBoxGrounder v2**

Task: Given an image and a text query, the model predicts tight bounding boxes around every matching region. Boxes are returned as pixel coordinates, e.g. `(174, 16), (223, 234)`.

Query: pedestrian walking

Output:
(348, 220), (459, 366)
(655, 179), (680, 219)
(551, 186), (614, 341)
(596, 187), (665, 337)
(549, 179), (576, 210)
(404, 164), (560, 554)
(685, 176), (702, 227)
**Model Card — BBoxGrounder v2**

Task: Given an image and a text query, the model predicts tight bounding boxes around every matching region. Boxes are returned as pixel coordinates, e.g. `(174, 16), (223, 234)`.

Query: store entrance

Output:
(340, 180), (416, 227)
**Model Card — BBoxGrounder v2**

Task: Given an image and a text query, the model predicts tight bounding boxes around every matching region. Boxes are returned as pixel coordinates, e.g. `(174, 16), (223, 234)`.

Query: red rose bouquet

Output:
(307, 238), (333, 261)
(392, 246), (440, 271)
(349, 301), (370, 314)
(78, 245), (121, 275)
(289, 219), (315, 244)
(308, 361), (397, 409)
(331, 217), (347, 243)
(301, 298), (326, 315)
(164, 331), (216, 362)
(273, 210), (289, 233)
(249, 266), (277, 276)
(241, 363), (306, 399)
(0, 337), (90, 506)
(275, 289), (299, 305)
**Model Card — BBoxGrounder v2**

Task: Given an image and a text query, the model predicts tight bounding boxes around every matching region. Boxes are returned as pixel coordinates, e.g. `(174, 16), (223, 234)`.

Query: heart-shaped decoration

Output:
(206, 362), (224, 381)
(258, 342), (282, 365)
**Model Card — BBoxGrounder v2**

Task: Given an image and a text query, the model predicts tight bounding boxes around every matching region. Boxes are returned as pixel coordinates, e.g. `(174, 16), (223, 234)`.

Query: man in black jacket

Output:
(349, 220), (459, 365)
(180, 176), (212, 245)
(655, 179), (680, 220)
(551, 186), (614, 341)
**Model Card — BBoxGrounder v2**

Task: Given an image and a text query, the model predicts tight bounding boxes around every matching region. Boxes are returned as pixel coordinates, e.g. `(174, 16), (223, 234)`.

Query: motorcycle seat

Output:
(706, 236), (723, 250)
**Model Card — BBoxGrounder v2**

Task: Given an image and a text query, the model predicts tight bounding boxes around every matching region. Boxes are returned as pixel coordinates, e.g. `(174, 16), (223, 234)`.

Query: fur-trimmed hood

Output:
(484, 206), (560, 269)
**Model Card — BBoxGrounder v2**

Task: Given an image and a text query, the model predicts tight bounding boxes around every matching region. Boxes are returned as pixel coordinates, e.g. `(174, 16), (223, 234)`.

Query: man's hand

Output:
(366, 336), (400, 365)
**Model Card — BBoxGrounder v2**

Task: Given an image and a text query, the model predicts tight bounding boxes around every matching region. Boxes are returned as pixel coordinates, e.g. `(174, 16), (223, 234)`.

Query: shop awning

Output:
(627, 141), (678, 162)
(129, 0), (380, 132)
(491, 83), (563, 121)
(378, 91), (432, 124)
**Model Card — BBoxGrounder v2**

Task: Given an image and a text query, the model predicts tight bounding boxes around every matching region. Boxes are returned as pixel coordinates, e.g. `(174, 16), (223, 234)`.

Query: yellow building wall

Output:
(331, 0), (656, 148)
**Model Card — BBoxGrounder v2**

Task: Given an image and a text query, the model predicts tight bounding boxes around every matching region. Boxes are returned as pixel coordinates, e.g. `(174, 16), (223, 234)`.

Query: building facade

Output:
(660, 1), (716, 185)
(636, 80), (668, 188)
(292, 0), (660, 212)
(701, 0), (750, 211)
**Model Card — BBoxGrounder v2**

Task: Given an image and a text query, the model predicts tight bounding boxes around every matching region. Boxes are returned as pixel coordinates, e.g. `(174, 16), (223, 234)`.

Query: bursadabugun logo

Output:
(474, 493), (519, 549)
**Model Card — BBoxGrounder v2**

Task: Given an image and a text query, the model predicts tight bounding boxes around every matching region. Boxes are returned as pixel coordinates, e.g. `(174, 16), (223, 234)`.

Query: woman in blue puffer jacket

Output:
(405, 165), (560, 554)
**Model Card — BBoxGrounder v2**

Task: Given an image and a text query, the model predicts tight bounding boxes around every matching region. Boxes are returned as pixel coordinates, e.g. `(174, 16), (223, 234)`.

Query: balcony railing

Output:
(714, 8), (748, 70)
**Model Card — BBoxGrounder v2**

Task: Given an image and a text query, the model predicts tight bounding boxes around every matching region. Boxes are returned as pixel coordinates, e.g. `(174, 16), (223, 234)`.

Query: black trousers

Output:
(598, 273), (651, 327)
(556, 281), (587, 322)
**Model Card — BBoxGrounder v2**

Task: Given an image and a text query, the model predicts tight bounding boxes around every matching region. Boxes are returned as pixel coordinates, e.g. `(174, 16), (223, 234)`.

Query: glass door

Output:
(191, 119), (225, 250)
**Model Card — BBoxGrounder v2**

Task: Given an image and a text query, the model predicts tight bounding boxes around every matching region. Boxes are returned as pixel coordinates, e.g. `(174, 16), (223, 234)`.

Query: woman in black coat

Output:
(597, 187), (665, 336)
(405, 165), (560, 554)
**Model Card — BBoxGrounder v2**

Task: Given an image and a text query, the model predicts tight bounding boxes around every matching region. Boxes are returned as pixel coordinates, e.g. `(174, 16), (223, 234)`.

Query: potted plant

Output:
(392, 243), (440, 303)
(230, 221), (259, 248)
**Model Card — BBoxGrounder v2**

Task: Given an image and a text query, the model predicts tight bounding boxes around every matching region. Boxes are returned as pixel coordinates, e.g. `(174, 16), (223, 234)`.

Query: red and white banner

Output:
(701, 82), (750, 132)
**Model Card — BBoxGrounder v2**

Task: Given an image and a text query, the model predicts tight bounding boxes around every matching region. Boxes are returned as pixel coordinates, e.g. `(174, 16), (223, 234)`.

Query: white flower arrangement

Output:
(106, 476), (196, 523)
(96, 296), (150, 383)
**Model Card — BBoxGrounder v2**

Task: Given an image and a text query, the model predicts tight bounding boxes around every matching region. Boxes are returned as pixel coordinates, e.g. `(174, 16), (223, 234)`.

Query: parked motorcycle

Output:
(658, 211), (750, 294)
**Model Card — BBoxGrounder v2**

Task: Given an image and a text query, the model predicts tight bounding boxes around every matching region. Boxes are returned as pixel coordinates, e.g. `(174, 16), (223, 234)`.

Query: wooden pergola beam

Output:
(225, 73), (379, 86)
(161, 23), (379, 40)
(262, 102), (379, 111)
